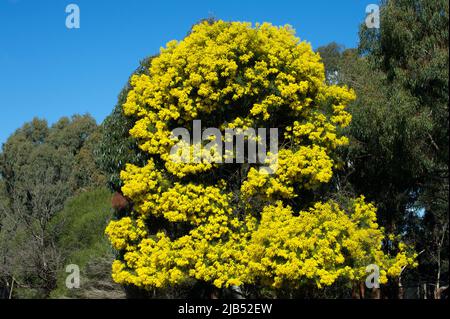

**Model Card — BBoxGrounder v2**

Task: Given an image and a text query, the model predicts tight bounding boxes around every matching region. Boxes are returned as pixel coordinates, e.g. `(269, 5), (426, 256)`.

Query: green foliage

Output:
(52, 188), (112, 257)
(360, 0), (449, 165)
(0, 179), (7, 222)
(49, 187), (124, 298)
(95, 58), (152, 192)
(70, 129), (107, 193)
(317, 42), (344, 83)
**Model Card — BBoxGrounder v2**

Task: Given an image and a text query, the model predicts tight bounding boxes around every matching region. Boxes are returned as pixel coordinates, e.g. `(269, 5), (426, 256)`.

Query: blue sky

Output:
(0, 0), (377, 145)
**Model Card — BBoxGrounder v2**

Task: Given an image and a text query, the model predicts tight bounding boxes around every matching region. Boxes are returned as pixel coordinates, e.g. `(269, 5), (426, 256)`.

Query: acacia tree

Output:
(105, 21), (415, 296)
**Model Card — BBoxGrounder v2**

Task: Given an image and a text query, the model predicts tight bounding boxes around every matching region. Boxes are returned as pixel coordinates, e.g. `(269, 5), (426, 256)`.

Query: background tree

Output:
(317, 0), (448, 299)
(359, 0), (448, 299)
(0, 115), (105, 298)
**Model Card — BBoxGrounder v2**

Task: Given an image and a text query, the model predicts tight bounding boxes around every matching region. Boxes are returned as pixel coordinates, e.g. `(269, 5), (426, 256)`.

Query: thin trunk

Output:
(434, 224), (447, 299)
(359, 281), (365, 299)
(372, 287), (381, 299)
(435, 251), (441, 299)
(352, 281), (360, 299)
(398, 284), (404, 299)
(398, 266), (406, 299)
(8, 277), (14, 299)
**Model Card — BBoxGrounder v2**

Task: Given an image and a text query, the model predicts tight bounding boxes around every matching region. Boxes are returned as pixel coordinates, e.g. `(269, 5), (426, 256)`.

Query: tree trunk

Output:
(435, 254), (441, 299)
(8, 277), (14, 299)
(359, 281), (365, 299)
(351, 282), (360, 299)
(434, 224), (446, 299)
(372, 287), (381, 299)
(398, 277), (404, 299)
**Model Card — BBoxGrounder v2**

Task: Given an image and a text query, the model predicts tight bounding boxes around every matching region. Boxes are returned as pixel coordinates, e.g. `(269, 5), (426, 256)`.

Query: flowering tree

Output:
(105, 21), (415, 293)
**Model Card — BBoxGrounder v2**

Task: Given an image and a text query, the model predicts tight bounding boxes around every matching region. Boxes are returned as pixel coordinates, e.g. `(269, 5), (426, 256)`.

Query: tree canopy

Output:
(105, 21), (415, 295)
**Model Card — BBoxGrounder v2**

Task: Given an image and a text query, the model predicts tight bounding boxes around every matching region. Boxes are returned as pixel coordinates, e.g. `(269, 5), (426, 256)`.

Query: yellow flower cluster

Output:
(155, 183), (232, 225)
(105, 217), (147, 251)
(107, 179), (256, 288)
(105, 20), (416, 291)
(121, 21), (353, 179)
(246, 197), (415, 288)
(241, 146), (334, 199)
(285, 111), (350, 150)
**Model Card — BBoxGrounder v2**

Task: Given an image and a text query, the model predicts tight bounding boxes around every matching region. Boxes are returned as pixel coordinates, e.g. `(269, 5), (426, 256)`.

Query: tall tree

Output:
(360, 0), (449, 298)
(318, 0), (449, 299)
(105, 21), (414, 298)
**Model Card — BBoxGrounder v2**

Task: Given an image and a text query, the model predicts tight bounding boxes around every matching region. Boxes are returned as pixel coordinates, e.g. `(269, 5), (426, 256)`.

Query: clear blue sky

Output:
(0, 0), (377, 145)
